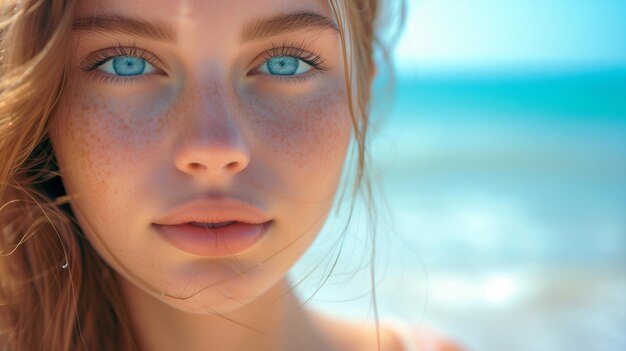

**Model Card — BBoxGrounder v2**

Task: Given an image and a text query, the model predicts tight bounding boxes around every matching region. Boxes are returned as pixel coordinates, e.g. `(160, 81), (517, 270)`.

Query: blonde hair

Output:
(0, 0), (399, 349)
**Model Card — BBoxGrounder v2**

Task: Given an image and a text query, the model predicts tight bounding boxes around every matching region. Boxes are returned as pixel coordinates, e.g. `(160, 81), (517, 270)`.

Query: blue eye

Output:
(259, 56), (313, 76)
(97, 56), (157, 76)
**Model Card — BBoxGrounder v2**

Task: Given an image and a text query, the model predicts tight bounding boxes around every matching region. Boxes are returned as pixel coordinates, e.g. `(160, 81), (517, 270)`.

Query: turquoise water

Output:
(392, 67), (626, 120)
(372, 67), (626, 266)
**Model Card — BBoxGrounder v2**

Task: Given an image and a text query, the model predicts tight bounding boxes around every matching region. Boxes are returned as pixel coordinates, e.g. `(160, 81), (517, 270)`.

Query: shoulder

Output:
(383, 320), (466, 351)
(311, 311), (465, 351)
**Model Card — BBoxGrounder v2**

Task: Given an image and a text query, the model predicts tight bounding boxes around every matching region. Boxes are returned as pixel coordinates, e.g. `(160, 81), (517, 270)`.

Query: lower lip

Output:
(152, 221), (271, 257)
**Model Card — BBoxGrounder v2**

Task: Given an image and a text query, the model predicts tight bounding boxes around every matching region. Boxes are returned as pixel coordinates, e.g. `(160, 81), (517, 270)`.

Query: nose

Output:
(174, 139), (249, 176)
(172, 84), (250, 179)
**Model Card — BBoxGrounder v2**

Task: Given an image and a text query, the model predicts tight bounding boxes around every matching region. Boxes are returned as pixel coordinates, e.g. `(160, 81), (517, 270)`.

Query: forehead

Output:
(73, 0), (332, 24)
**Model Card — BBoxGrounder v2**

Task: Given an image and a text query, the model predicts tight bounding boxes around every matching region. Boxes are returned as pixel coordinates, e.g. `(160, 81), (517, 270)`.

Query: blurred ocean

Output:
(379, 67), (626, 267)
(292, 67), (626, 351)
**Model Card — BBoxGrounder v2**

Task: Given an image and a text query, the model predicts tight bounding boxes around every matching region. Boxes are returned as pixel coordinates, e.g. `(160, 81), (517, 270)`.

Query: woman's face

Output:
(49, 0), (352, 313)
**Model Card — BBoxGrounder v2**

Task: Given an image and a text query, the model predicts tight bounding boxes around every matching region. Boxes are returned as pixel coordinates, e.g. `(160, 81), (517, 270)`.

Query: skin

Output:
(48, 0), (406, 350)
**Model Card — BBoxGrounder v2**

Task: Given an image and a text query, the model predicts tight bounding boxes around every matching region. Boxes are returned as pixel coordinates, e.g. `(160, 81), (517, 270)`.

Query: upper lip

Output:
(153, 196), (271, 226)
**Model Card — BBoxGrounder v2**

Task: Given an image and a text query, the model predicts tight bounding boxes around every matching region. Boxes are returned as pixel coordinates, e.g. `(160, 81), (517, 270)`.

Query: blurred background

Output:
(291, 1), (625, 350)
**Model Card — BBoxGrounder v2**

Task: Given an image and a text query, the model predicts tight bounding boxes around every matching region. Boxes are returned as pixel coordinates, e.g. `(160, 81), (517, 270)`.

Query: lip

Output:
(152, 197), (272, 256)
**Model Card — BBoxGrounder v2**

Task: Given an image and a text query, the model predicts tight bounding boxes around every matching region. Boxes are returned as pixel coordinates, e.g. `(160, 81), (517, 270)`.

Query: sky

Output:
(393, 0), (626, 73)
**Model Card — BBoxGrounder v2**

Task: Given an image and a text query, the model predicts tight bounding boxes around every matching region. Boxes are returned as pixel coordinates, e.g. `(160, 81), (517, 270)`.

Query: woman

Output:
(0, 0), (462, 350)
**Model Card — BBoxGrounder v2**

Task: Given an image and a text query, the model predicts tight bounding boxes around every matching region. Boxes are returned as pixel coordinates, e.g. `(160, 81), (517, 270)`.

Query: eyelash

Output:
(80, 44), (161, 85)
(80, 42), (331, 85)
(256, 42), (331, 83)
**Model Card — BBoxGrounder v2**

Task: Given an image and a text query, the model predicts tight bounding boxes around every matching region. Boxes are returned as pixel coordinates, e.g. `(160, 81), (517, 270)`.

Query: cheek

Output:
(52, 91), (159, 226)
(244, 88), (352, 199)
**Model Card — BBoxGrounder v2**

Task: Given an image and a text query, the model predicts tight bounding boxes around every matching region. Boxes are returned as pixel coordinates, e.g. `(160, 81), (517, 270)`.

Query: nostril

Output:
(225, 161), (241, 171)
(186, 161), (242, 173)
(188, 162), (205, 171)
(175, 148), (250, 175)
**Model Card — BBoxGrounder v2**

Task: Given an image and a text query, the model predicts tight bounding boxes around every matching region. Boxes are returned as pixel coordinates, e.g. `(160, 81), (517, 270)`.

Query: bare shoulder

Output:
(396, 324), (466, 351)
(310, 311), (466, 351)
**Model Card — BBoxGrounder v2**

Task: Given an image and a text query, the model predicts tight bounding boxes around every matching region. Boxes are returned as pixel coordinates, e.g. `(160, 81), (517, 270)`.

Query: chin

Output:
(153, 284), (264, 315)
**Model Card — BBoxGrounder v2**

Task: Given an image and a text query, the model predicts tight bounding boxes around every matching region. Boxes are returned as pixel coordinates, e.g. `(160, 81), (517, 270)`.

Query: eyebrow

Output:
(72, 14), (177, 42)
(240, 11), (338, 44)
(71, 11), (337, 45)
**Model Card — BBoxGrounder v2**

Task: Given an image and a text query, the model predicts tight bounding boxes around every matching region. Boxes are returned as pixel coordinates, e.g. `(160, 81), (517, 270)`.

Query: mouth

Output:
(188, 221), (238, 228)
(152, 196), (272, 256)
(153, 220), (272, 257)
